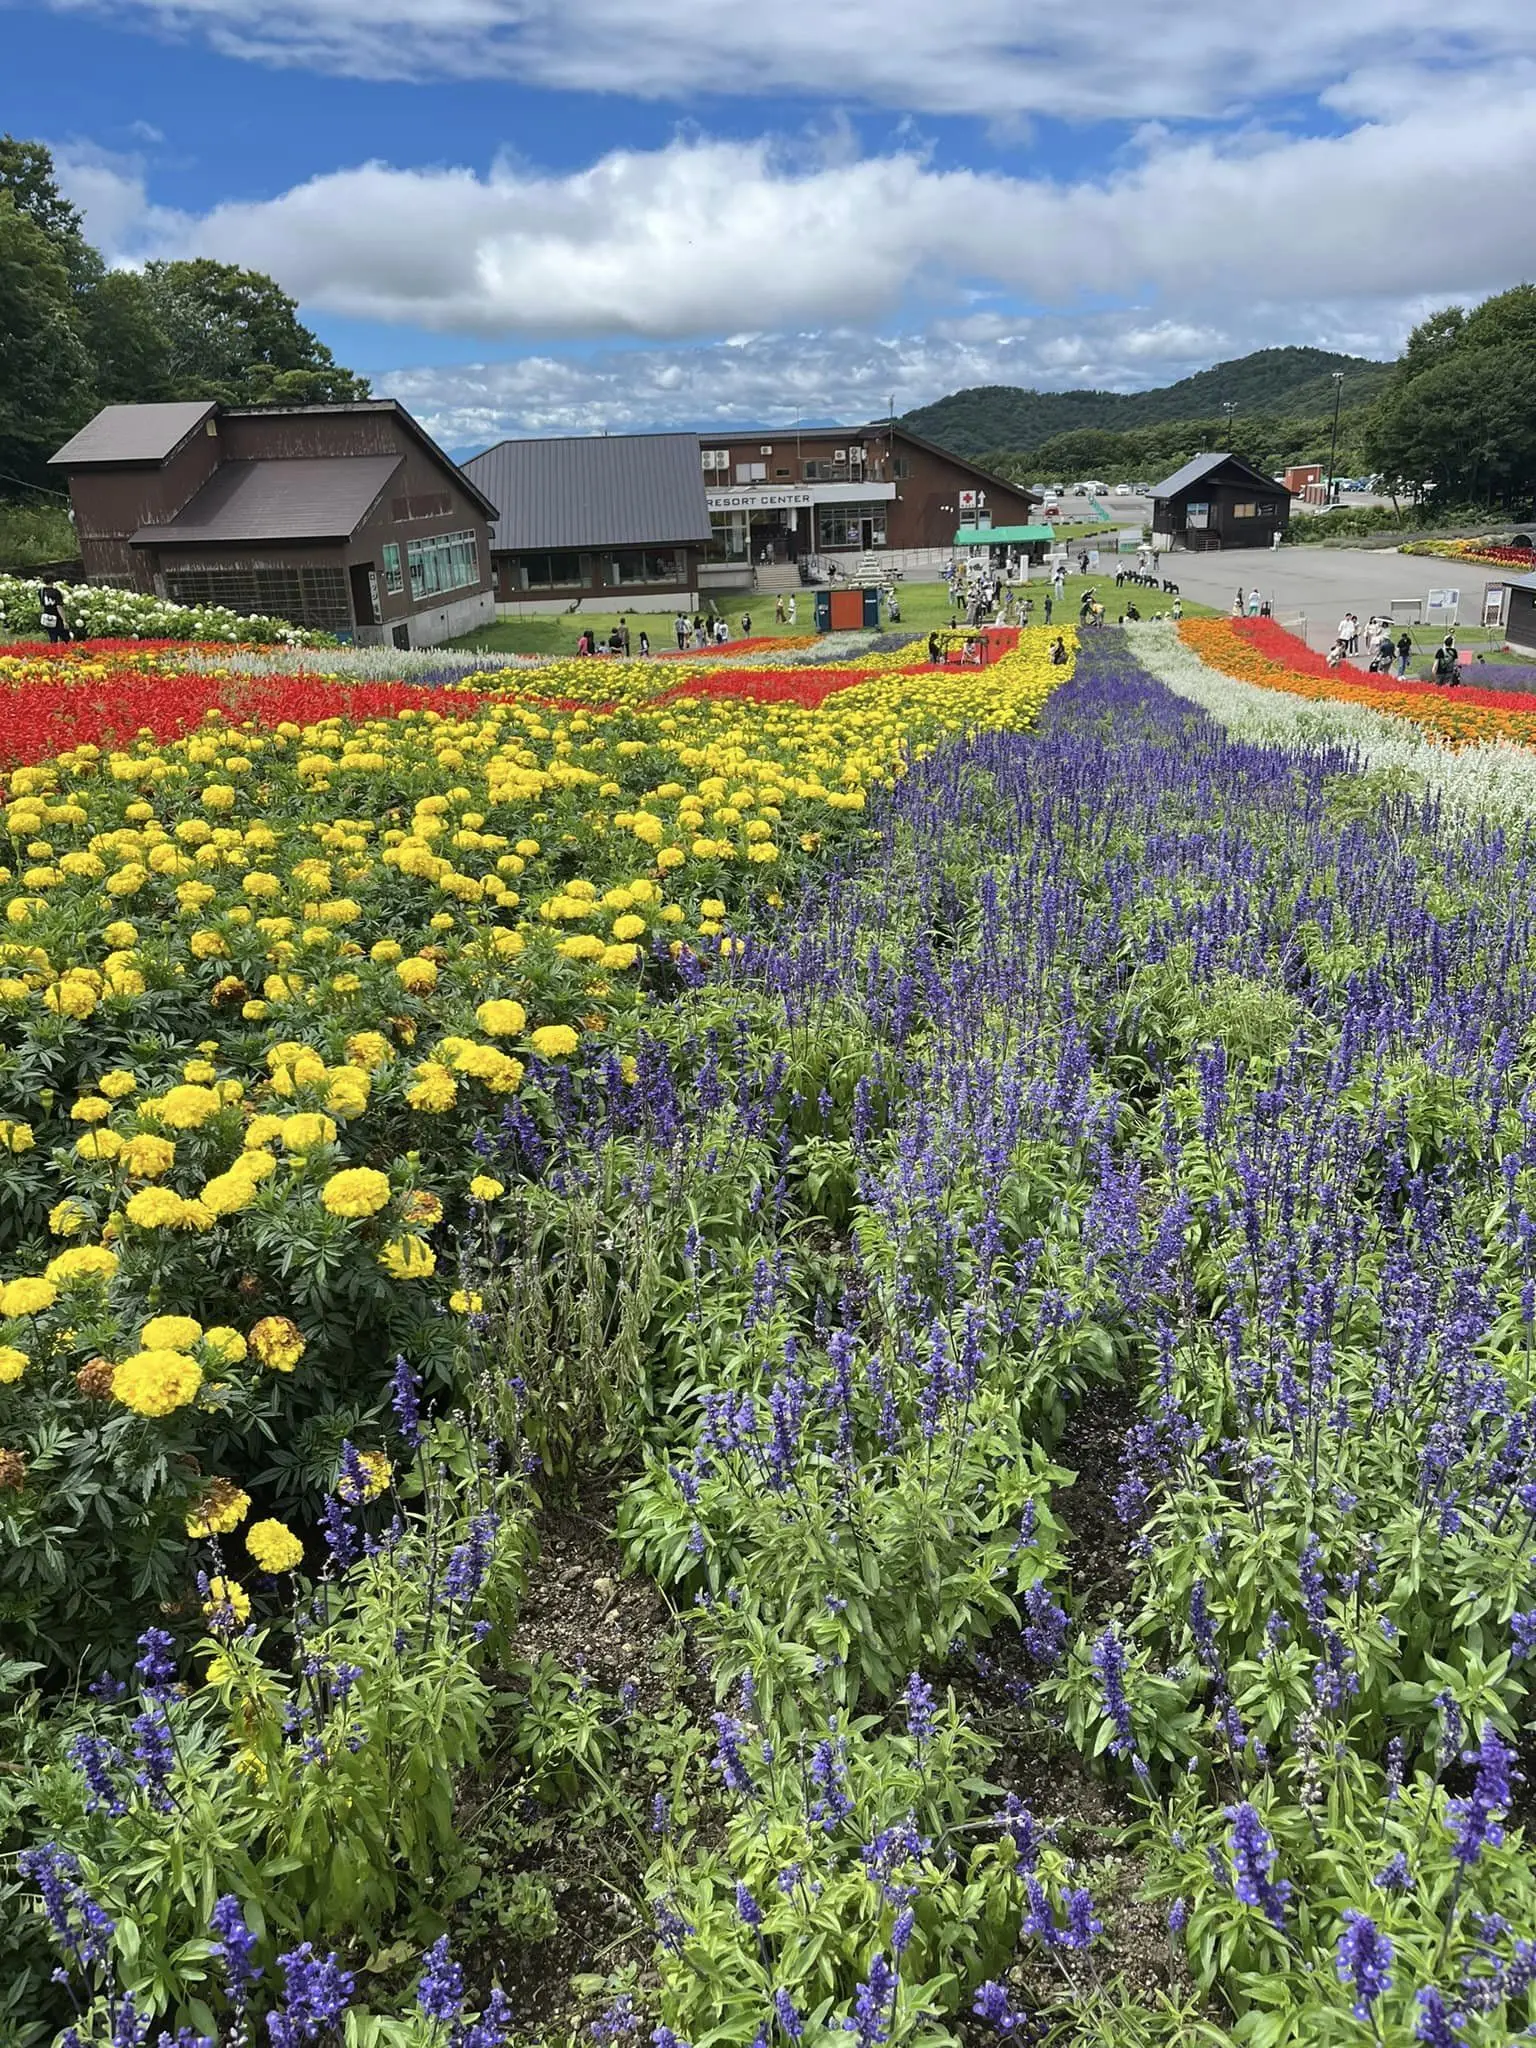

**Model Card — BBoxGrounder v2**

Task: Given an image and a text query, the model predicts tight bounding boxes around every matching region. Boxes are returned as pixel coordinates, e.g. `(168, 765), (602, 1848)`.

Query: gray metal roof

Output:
(51, 402), (218, 468)
(130, 456), (402, 547)
(462, 433), (713, 553)
(1151, 451), (1287, 500)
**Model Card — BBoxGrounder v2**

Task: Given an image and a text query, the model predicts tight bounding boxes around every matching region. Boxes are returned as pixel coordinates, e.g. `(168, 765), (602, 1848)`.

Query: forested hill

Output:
(903, 348), (1396, 458)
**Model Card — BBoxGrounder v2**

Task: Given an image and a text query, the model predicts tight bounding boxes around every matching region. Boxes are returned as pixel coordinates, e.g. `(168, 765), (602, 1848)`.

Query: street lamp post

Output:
(1222, 400), (1238, 446)
(1327, 372), (1345, 504)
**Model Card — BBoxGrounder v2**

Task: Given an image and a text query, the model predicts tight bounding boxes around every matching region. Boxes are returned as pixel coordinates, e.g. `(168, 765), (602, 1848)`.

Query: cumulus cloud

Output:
(56, 83), (1536, 344)
(35, 0), (1536, 120)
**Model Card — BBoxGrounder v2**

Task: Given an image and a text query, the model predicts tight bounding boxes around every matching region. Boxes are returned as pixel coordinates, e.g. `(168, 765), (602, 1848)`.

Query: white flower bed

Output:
(1130, 620), (1536, 817)
(181, 645), (541, 682)
(0, 574), (322, 647)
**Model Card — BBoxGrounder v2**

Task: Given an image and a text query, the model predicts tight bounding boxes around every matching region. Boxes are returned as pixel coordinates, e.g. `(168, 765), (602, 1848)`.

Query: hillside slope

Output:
(903, 348), (1394, 458)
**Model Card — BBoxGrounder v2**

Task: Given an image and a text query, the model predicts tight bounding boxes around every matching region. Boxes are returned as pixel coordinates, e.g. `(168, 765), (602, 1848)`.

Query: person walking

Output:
(740, 611), (751, 638)
(787, 594), (797, 626)
(1172, 595), (1183, 621)
(1043, 593), (1053, 626)
(38, 580), (70, 644)
(1337, 613), (1353, 658)
(674, 611), (688, 651)
(619, 617), (631, 656)
(1348, 613), (1360, 656)
(638, 627), (650, 657)
(774, 593), (786, 624)
(1247, 586), (1261, 616)
(1396, 629), (1412, 676)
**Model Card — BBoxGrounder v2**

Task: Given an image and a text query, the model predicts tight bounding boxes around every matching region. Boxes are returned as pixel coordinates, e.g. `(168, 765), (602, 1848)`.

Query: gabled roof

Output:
(130, 457), (402, 547)
(463, 433), (713, 553)
(1151, 452), (1288, 500)
(870, 423), (1039, 503)
(51, 402), (218, 468)
(220, 401), (500, 520)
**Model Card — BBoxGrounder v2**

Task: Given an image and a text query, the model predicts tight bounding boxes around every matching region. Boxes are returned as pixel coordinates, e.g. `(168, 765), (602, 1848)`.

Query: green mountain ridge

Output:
(902, 347), (1396, 460)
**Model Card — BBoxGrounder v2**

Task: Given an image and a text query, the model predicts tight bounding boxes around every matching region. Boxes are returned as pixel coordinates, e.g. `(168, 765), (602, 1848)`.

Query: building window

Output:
(163, 566), (351, 635)
(891, 457), (911, 479)
(816, 503), (887, 550)
(381, 542), (403, 594)
(1185, 501), (1211, 530)
(407, 529), (480, 600)
(735, 461), (767, 483)
(518, 551), (588, 590)
(1231, 501), (1261, 519)
(602, 549), (685, 586)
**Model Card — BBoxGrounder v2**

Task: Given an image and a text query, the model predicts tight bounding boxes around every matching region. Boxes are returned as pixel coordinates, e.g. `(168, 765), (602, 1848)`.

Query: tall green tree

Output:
(1368, 288), (1536, 507)
(141, 258), (370, 405)
(0, 195), (94, 485)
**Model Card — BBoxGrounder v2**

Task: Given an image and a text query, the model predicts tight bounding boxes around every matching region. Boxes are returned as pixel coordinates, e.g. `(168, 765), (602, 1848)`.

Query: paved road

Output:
(1142, 546), (1499, 648)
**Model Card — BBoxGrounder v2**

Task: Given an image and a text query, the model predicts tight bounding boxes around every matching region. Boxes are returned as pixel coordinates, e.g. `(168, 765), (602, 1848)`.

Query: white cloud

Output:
(54, 82), (1536, 345)
(377, 315), (1401, 450)
(33, 0), (1536, 121)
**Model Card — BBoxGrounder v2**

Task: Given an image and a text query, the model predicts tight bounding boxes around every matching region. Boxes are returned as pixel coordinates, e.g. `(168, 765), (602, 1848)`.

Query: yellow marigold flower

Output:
(122, 1133), (176, 1179)
(152, 1084), (222, 1130)
(201, 1170), (259, 1218)
(124, 1187), (192, 1230)
(449, 1289), (484, 1313)
(142, 1314), (203, 1351)
(339, 1449), (393, 1502)
(185, 1476), (251, 1538)
(182, 1059), (218, 1084)
(112, 1348), (203, 1417)
(202, 1326), (247, 1365)
(529, 1024), (580, 1059)
(0, 1120), (36, 1154)
(46, 977), (100, 1020)
(378, 1234), (436, 1280)
(202, 1576), (251, 1629)
(406, 1063), (457, 1112)
(48, 1199), (88, 1239)
(401, 1190), (443, 1226)
(250, 1316), (305, 1373)
(244, 1114), (284, 1148)
(345, 1030), (392, 1071)
(601, 944), (639, 971)
(468, 1175), (505, 1201)
(245, 1518), (304, 1573)
(0, 1276), (56, 1317)
(98, 1069), (137, 1100)
(0, 1345), (27, 1384)
(280, 1112), (337, 1154)
(656, 846), (685, 871)
(45, 1244), (118, 1286)
(394, 956), (439, 993)
(102, 922), (138, 949)
(70, 1096), (112, 1125)
(321, 1167), (392, 1219)
(475, 999), (526, 1037)
(370, 939), (404, 963)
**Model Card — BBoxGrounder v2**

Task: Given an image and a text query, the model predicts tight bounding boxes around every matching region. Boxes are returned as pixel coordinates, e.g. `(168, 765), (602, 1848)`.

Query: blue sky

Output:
(5, 0), (1535, 452)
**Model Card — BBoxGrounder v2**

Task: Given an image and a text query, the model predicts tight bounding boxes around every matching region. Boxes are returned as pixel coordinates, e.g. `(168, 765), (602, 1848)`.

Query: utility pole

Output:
(1222, 399), (1238, 447)
(1327, 371), (1345, 504)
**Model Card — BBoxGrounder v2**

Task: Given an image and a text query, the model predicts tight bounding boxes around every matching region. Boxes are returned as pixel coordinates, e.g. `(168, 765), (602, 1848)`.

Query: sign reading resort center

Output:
(705, 487), (815, 512)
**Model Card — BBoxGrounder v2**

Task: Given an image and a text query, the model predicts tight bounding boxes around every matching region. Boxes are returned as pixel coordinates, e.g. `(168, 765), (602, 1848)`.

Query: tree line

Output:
(0, 135), (368, 528)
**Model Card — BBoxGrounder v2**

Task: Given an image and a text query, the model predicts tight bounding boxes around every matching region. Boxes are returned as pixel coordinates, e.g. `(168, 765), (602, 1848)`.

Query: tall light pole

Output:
(1222, 399), (1238, 446)
(1327, 371), (1345, 503)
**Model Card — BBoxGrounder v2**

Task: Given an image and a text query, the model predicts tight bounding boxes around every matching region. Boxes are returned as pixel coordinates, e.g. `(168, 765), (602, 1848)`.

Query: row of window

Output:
(1184, 499), (1276, 529)
(407, 530), (480, 599)
(702, 450), (911, 483)
(511, 549), (687, 591)
(816, 504), (888, 550)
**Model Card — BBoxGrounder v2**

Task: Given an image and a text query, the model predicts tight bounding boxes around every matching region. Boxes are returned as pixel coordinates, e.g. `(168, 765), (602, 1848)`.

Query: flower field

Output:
(1401, 539), (1536, 572)
(1179, 615), (1536, 747)
(5, 623), (1536, 2048)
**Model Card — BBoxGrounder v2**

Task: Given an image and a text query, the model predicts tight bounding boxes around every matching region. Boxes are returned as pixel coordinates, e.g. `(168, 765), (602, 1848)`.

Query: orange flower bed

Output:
(1180, 618), (1536, 750)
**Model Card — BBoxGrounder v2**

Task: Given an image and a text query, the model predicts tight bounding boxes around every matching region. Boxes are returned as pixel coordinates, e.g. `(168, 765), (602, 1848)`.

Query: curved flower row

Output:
(1400, 537), (1536, 570)
(1179, 617), (1536, 749)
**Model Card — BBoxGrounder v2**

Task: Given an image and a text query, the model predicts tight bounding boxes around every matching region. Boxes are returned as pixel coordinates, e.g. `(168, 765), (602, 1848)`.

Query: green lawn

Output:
(449, 575), (1211, 658)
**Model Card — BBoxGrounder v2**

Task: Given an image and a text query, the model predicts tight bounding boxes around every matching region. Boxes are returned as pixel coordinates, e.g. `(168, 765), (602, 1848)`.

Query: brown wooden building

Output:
(1150, 453), (1292, 553)
(50, 400), (497, 645)
(699, 423), (1038, 566)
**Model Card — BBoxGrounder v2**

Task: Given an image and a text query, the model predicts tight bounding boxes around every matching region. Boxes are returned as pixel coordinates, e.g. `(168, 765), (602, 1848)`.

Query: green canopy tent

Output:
(953, 524), (1055, 562)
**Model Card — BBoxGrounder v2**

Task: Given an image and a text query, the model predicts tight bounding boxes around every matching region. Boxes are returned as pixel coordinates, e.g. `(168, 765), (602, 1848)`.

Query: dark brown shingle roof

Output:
(462, 433), (713, 553)
(130, 457), (402, 547)
(51, 402), (218, 468)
